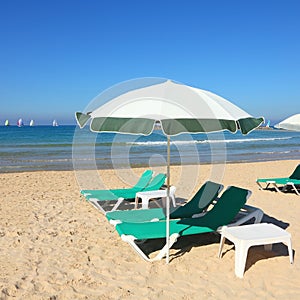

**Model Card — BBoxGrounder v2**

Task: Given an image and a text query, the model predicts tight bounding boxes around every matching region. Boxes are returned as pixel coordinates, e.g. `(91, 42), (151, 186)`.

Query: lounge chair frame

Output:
(116, 189), (264, 262)
(256, 164), (300, 196)
(81, 169), (153, 199)
(89, 197), (125, 214)
(107, 181), (224, 225)
(256, 180), (300, 196)
(86, 173), (167, 213)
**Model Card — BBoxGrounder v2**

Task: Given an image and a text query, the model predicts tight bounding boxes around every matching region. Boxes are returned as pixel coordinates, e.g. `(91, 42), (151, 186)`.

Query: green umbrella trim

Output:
(90, 117), (155, 135)
(76, 113), (264, 136)
(161, 119), (237, 135)
(75, 112), (91, 128)
(238, 117), (265, 134)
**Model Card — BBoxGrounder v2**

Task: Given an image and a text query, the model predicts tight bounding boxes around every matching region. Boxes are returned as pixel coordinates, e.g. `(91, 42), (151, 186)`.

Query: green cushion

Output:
(289, 165), (300, 180)
(170, 181), (222, 219)
(177, 186), (248, 231)
(85, 172), (165, 202)
(142, 174), (166, 191)
(115, 186), (249, 239)
(106, 181), (222, 223)
(106, 208), (166, 222)
(116, 218), (214, 239)
(81, 169), (153, 199)
(257, 164), (300, 184)
(257, 177), (290, 184)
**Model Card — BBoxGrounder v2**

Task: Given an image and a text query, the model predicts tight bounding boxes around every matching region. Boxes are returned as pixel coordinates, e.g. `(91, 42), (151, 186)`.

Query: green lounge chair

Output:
(81, 169), (153, 199)
(88, 173), (167, 213)
(256, 164), (300, 195)
(115, 186), (263, 261)
(106, 181), (224, 224)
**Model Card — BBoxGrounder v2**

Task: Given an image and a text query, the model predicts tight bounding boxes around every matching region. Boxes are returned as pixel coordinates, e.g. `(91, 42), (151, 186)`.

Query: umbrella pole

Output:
(166, 135), (170, 264)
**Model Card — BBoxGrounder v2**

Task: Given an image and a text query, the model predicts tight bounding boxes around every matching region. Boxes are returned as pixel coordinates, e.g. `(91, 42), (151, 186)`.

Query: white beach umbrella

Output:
(275, 114), (300, 131)
(76, 79), (264, 263)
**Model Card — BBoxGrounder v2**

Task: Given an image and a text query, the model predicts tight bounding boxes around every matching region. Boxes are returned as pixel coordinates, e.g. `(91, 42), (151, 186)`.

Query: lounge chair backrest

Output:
(178, 186), (250, 230)
(133, 170), (154, 190)
(289, 164), (300, 180)
(143, 173), (166, 191)
(170, 181), (223, 219)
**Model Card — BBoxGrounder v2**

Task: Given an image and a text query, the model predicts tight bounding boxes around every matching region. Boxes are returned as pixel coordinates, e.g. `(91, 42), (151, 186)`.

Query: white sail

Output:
(30, 120), (34, 126)
(5, 120), (9, 126)
(52, 120), (59, 126)
(17, 118), (23, 127)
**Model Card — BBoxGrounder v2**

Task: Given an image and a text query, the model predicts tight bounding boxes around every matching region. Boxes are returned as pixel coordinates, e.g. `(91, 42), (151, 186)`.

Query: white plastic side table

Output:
(135, 186), (176, 209)
(218, 223), (293, 278)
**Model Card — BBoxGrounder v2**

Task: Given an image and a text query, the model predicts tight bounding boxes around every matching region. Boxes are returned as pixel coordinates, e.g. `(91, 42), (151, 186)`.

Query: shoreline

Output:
(1, 156), (299, 174)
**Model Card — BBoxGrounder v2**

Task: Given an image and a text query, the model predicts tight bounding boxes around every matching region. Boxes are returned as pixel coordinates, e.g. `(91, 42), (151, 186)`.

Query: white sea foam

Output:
(253, 151), (292, 154)
(126, 137), (292, 146)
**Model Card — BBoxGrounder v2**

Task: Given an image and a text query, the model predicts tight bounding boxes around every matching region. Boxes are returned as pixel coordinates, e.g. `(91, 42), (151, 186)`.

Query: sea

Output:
(0, 125), (299, 173)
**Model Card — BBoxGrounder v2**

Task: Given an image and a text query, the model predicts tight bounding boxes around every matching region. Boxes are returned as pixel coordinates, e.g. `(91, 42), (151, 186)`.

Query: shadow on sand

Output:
(134, 213), (294, 269)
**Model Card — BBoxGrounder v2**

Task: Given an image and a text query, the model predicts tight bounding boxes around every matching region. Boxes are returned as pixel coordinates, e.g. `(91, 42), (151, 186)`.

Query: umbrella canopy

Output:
(275, 114), (300, 131)
(77, 80), (263, 136)
(75, 79), (264, 263)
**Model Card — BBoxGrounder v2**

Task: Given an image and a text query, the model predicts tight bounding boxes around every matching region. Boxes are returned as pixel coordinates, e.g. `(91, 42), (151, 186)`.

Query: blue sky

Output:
(1, 0), (299, 125)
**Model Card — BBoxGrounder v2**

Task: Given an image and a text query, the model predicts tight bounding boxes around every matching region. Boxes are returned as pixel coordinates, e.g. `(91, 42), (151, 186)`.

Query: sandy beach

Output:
(0, 159), (299, 299)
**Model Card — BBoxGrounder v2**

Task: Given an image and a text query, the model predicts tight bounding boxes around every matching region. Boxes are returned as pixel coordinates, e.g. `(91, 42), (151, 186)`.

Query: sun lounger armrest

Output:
(228, 205), (264, 227)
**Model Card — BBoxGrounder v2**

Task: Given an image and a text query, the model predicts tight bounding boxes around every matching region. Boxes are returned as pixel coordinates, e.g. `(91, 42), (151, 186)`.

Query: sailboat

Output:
(4, 120), (9, 126)
(30, 120), (34, 126)
(52, 119), (59, 127)
(258, 119), (272, 130)
(17, 118), (24, 127)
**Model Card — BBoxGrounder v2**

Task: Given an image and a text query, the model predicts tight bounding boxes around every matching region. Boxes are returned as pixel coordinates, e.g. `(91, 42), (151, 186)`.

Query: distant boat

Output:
(52, 119), (59, 127)
(17, 118), (24, 127)
(257, 119), (273, 130)
(154, 121), (161, 130)
(30, 120), (34, 126)
(4, 120), (9, 126)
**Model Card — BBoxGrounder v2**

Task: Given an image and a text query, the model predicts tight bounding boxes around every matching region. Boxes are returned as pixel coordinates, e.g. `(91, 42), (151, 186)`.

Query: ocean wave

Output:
(248, 151), (292, 155)
(126, 137), (292, 146)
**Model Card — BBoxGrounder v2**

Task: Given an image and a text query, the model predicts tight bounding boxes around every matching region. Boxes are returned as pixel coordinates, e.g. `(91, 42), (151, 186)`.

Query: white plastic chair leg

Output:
(141, 196), (150, 209)
(286, 237), (294, 264)
(171, 194), (176, 207)
(218, 235), (226, 258)
(235, 242), (249, 278)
